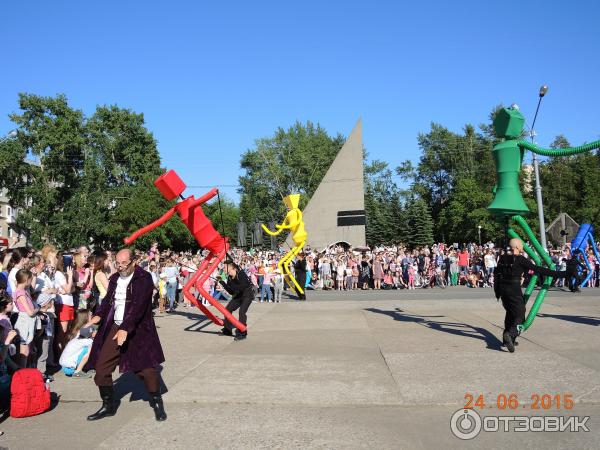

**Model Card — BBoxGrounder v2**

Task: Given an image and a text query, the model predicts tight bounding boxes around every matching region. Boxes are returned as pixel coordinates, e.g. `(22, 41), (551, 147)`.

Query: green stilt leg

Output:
(509, 215), (554, 332)
(507, 228), (538, 303)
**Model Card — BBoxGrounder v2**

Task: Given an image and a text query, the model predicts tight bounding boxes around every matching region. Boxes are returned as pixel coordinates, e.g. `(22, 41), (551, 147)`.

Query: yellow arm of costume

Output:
(276, 210), (302, 230)
(262, 223), (284, 236)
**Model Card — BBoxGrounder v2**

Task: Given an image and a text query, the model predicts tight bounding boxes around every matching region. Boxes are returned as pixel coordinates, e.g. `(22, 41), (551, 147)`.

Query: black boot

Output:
(149, 392), (167, 421)
(87, 385), (117, 421)
(503, 332), (515, 353)
(234, 331), (247, 341)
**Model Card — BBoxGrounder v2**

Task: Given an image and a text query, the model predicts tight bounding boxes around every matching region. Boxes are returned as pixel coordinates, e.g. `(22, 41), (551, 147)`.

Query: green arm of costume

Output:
(511, 215), (553, 332)
(518, 140), (600, 156)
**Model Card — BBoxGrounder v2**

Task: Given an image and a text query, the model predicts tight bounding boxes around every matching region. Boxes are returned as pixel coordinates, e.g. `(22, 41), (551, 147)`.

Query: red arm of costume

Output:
(123, 207), (177, 245)
(189, 188), (219, 208)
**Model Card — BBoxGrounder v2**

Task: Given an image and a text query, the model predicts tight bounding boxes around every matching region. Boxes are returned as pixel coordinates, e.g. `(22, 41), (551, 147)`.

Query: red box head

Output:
(154, 170), (187, 201)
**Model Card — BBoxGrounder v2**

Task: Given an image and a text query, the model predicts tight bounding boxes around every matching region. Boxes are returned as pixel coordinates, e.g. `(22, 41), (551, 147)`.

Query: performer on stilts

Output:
(494, 238), (571, 353)
(262, 194), (308, 300)
(124, 169), (247, 333)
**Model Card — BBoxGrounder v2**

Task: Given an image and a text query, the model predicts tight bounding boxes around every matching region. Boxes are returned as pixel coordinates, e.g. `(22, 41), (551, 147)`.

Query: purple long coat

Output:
(84, 266), (165, 373)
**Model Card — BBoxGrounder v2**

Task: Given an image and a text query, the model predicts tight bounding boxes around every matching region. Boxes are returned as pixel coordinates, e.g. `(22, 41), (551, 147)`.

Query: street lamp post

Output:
(478, 225), (482, 246)
(530, 85), (549, 250)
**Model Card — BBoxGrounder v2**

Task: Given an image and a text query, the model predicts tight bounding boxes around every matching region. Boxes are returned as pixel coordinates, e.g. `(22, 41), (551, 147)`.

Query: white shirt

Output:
(54, 271), (74, 306)
(484, 254), (497, 269)
(8, 267), (19, 296)
(114, 273), (134, 325)
(35, 271), (55, 307)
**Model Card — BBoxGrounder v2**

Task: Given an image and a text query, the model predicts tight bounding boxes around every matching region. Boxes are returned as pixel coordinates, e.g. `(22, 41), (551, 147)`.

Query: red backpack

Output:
(10, 368), (51, 418)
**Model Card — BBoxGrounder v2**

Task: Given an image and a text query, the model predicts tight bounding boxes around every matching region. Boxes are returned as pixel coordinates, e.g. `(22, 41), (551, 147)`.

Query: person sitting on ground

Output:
(307, 271), (322, 290)
(59, 310), (96, 378)
(382, 269), (394, 289)
(466, 269), (479, 288)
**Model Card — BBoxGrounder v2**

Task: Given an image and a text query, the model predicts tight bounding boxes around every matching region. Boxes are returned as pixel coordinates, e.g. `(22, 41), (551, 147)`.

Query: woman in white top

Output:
(49, 252), (74, 353)
(483, 249), (497, 278)
(160, 258), (179, 312)
(7, 248), (30, 299)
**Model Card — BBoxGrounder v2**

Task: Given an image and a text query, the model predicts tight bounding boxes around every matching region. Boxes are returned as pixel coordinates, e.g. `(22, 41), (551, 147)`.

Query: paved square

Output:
(2, 287), (599, 449)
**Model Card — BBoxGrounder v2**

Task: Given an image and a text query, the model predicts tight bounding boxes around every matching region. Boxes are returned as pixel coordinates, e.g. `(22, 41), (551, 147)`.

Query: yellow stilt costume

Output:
(262, 194), (307, 294)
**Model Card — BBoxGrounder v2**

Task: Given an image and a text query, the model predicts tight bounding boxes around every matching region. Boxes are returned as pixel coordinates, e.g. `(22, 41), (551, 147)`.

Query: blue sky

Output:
(1, 0), (599, 201)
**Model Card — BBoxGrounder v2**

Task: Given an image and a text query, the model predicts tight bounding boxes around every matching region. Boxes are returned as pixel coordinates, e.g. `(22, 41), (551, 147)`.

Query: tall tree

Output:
(1, 94), (86, 247)
(396, 107), (504, 243)
(364, 160), (403, 246)
(238, 121), (345, 224)
(406, 198), (434, 247)
(0, 93), (194, 250)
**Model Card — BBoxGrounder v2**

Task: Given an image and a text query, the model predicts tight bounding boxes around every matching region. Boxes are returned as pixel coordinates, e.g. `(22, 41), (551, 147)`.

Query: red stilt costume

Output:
(124, 170), (247, 333)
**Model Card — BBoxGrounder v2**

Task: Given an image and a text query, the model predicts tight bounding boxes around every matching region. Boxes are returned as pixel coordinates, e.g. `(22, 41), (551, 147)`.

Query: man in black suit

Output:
(294, 253), (307, 300)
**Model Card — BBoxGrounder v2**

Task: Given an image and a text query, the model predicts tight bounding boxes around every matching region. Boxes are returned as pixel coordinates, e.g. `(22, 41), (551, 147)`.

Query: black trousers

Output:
(568, 275), (581, 292)
(499, 284), (525, 339)
(296, 273), (306, 299)
(224, 290), (253, 334)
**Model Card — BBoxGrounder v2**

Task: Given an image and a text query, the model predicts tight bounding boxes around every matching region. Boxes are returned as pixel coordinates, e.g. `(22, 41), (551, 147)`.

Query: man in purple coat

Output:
(84, 249), (166, 421)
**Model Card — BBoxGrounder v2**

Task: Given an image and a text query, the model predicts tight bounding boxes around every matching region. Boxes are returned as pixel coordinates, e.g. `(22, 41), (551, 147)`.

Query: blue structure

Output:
(571, 224), (600, 287)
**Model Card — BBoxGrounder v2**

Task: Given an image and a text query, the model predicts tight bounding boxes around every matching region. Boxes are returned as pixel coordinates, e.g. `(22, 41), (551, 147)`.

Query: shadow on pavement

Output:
(167, 309), (223, 334)
(114, 365), (167, 402)
(365, 307), (504, 351)
(537, 313), (600, 326)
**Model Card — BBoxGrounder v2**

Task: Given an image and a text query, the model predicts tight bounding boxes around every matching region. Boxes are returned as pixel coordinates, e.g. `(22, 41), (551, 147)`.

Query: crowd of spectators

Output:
(0, 238), (597, 416)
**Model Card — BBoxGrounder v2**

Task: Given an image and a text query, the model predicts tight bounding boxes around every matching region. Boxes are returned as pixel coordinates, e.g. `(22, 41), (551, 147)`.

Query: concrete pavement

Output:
(1, 287), (599, 449)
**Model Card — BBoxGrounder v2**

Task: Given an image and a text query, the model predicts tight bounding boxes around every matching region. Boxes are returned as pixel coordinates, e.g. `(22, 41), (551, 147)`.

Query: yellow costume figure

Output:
(262, 194), (307, 294)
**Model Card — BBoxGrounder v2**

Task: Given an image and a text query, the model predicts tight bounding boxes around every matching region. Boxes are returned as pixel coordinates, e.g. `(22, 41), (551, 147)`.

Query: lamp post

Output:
(530, 85), (548, 250)
(478, 225), (482, 246)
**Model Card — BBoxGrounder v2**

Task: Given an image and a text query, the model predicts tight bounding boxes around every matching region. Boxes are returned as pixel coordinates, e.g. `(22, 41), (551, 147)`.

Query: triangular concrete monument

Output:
(291, 119), (366, 250)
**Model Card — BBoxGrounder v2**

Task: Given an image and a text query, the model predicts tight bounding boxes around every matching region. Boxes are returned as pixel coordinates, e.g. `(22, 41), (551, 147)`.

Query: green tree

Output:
(396, 107), (505, 243)
(1, 93), (86, 247)
(238, 121), (345, 223)
(406, 198), (434, 247)
(364, 160), (403, 246)
(0, 93), (194, 250)
(437, 178), (502, 244)
(539, 135), (600, 228)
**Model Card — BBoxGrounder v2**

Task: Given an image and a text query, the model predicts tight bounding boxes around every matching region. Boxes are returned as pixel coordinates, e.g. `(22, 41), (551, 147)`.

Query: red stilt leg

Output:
(199, 250), (247, 332)
(184, 249), (248, 332)
(183, 262), (223, 326)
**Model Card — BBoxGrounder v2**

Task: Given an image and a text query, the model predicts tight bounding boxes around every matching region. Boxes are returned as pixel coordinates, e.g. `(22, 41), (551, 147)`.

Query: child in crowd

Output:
(59, 310), (95, 378)
(158, 273), (167, 314)
(273, 269), (284, 302)
(260, 266), (274, 302)
(345, 267), (353, 291)
(13, 269), (44, 368)
(351, 265), (359, 290)
(407, 264), (415, 290)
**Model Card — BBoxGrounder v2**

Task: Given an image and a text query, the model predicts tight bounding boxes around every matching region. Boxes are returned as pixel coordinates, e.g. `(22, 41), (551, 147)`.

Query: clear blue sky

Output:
(1, 1), (599, 201)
